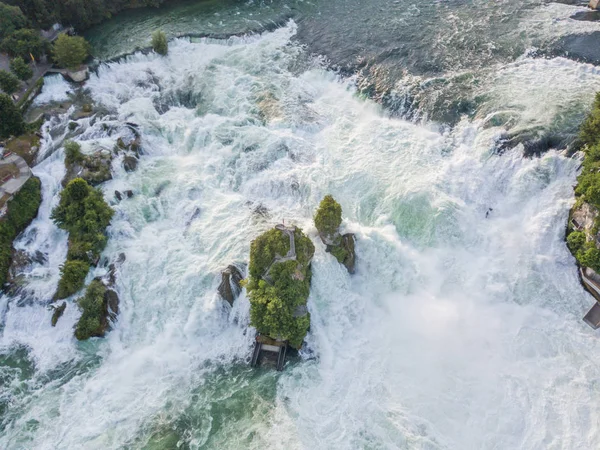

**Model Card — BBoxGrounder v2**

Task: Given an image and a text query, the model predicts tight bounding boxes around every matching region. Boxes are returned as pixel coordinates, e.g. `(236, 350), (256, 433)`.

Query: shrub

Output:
(52, 34), (89, 70)
(10, 57), (32, 81)
(64, 140), (85, 165)
(1, 29), (44, 60)
(314, 195), (342, 239)
(578, 246), (600, 273)
(151, 30), (168, 56)
(0, 70), (20, 95)
(0, 4), (27, 40)
(0, 93), (24, 138)
(55, 259), (90, 299)
(0, 177), (42, 289)
(581, 92), (600, 148)
(567, 231), (586, 255)
(74, 280), (107, 340)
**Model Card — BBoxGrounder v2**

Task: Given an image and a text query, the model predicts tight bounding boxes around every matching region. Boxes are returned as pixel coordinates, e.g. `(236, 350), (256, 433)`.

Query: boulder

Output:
(62, 151), (113, 187)
(591, 0), (600, 10)
(124, 190), (134, 198)
(340, 233), (356, 274)
(51, 302), (66, 327)
(123, 156), (138, 172)
(218, 265), (244, 305)
(115, 190), (123, 201)
(64, 67), (89, 83)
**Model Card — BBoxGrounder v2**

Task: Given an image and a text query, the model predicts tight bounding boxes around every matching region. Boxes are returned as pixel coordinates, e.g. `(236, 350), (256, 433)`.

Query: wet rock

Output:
(340, 233), (356, 274)
(62, 150), (113, 187)
(124, 190), (134, 198)
(115, 190), (123, 201)
(186, 207), (201, 227)
(51, 302), (66, 327)
(218, 265), (244, 305)
(495, 130), (571, 157)
(105, 288), (119, 321)
(123, 156), (138, 172)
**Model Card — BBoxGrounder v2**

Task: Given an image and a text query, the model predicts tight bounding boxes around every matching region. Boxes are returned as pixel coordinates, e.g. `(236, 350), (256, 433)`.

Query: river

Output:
(2, 1), (600, 449)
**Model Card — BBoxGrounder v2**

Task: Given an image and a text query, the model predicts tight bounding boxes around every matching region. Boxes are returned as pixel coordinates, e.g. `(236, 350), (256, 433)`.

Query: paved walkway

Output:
(0, 154), (31, 196)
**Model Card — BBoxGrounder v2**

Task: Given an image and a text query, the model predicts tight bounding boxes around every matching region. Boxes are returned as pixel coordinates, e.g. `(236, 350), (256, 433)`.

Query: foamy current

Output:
(1, 21), (600, 450)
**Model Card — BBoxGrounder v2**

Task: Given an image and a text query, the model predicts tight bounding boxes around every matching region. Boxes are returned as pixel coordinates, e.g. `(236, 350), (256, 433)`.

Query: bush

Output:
(52, 34), (89, 70)
(0, 70), (20, 95)
(0, 177), (42, 289)
(10, 57), (32, 81)
(0, 4), (27, 40)
(581, 92), (600, 148)
(74, 279), (107, 340)
(55, 259), (90, 299)
(151, 30), (168, 56)
(0, 93), (24, 138)
(567, 231), (586, 255)
(64, 140), (85, 165)
(1, 29), (44, 60)
(314, 195), (342, 239)
(52, 178), (113, 299)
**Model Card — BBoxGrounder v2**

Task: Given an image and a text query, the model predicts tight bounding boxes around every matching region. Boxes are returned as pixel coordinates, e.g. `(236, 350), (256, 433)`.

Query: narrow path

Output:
(0, 154), (31, 196)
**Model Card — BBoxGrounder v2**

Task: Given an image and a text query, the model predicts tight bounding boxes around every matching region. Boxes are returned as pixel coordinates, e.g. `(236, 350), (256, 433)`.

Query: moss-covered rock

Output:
(51, 301), (66, 327)
(314, 195), (356, 274)
(62, 140), (112, 187)
(74, 279), (119, 340)
(246, 226), (314, 348)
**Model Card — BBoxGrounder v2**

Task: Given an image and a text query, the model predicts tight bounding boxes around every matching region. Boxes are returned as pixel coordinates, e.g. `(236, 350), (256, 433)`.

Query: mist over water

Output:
(2, 6), (600, 450)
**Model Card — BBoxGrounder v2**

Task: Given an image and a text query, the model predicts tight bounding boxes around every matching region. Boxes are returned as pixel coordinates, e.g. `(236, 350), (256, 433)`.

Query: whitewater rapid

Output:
(2, 22), (600, 449)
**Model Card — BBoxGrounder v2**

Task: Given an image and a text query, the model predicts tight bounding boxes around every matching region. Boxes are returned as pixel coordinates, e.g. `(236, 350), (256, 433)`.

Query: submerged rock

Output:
(314, 195), (357, 274)
(123, 156), (138, 172)
(218, 264), (244, 305)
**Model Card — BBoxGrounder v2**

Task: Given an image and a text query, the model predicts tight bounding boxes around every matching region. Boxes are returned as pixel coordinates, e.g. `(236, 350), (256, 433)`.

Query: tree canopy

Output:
(10, 57), (33, 81)
(0, 70), (20, 95)
(0, 3), (27, 39)
(1, 28), (44, 60)
(0, 93), (24, 138)
(314, 195), (342, 239)
(52, 34), (89, 69)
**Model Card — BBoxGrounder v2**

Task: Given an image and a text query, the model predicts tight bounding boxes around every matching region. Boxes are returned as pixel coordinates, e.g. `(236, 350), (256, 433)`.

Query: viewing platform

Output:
(250, 335), (288, 371)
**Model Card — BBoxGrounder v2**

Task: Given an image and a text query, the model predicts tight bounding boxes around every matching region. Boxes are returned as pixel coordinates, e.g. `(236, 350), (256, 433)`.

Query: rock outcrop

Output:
(62, 140), (113, 187)
(314, 195), (357, 274)
(246, 225), (314, 348)
(50, 302), (66, 327)
(218, 264), (244, 305)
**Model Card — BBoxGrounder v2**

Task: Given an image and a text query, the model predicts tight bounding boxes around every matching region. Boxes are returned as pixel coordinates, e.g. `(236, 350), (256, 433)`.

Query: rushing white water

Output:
(2, 22), (600, 450)
(32, 74), (73, 106)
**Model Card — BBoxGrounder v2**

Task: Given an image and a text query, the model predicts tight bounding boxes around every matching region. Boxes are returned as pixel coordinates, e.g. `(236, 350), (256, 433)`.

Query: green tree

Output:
(151, 30), (168, 56)
(1, 28), (43, 60)
(55, 259), (90, 299)
(64, 140), (85, 165)
(567, 231), (586, 255)
(52, 34), (89, 70)
(314, 195), (342, 239)
(581, 92), (600, 148)
(0, 3), (27, 40)
(0, 93), (24, 138)
(0, 70), (20, 95)
(75, 279), (107, 340)
(10, 57), (32, 81)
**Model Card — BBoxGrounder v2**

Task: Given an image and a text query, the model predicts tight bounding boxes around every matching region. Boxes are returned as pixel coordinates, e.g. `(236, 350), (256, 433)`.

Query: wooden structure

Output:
(250, 335), (288, 371)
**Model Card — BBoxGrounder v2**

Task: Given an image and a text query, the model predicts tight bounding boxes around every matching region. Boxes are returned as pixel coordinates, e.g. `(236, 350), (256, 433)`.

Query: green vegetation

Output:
(0, 177), (42, 289)
(0, 70), (20, 95)
(151, 30), (168, 55)
(0, 94), (25, 138)
(51, 178), (113, 299)
(1, 29), (44, 60)
(246, 227), (315, 348)
(74, 279), (107, 340)
(567, 93), (600, 271)
(314, 195), (342, 239)
(52, 34), (89, 69)
(0, 3), (27, 39)
(10, 57), (33, 81)
(64, 140), (85, 165)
